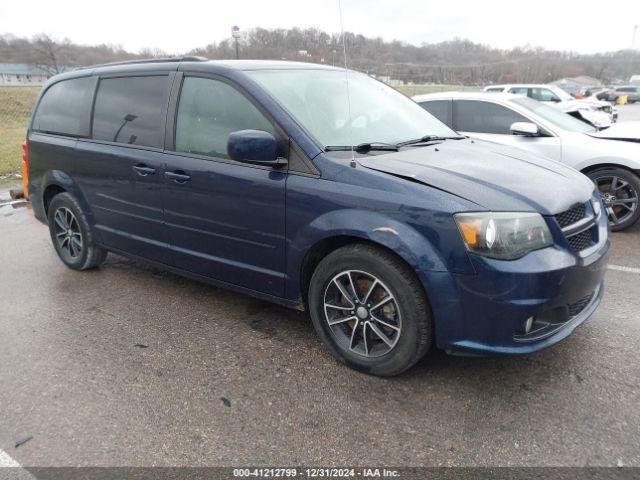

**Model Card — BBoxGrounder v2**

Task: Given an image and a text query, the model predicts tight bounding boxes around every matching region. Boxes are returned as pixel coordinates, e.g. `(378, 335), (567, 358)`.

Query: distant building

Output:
(550, 75), (603, 96)
(0, 64), (49, 87)
(630, 75), (640, 85)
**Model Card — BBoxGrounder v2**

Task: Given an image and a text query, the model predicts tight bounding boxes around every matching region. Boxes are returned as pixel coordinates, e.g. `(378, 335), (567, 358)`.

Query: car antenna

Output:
(338, 0), (356, 168)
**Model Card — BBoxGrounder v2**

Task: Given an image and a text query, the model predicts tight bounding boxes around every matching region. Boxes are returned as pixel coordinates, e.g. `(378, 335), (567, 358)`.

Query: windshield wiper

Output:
(325, 142), (399, 153)
(396, 135), (466, 147)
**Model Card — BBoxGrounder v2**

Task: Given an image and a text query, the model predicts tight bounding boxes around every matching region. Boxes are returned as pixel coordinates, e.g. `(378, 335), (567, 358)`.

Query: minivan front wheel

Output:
(47, 193), (107, 270)
(308, 244), (432, 376)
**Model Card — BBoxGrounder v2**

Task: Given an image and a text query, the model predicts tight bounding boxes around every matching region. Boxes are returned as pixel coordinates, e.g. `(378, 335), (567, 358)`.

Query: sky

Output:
(1, 0), (640, 54)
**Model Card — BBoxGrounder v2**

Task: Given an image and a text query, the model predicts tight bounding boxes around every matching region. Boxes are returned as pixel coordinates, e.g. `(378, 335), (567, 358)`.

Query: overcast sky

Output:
(1, 0), (640, 54)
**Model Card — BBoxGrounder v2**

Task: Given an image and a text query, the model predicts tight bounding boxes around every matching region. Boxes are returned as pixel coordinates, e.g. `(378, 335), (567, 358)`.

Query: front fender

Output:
(286, 208), (469, 302)
(575, 155), (640, 173)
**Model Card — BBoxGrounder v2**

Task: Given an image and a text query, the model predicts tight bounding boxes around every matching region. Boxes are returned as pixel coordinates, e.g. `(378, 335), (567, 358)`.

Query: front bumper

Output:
(422, 212), (610, 356)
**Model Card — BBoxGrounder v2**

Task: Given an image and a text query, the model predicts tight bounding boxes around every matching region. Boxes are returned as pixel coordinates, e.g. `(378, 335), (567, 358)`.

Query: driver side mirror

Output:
(510, 122), (539, 137)
(227, 130), (287, 167)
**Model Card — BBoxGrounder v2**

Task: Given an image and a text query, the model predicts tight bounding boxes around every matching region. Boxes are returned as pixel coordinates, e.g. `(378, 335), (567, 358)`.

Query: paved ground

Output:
(1, 127), (639, 468)
(616, 102), (640, 122)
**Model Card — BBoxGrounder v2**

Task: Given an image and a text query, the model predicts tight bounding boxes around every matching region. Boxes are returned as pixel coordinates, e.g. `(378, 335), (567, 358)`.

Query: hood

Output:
(590, 121), (640, 142)
(358, 139), (594, 215)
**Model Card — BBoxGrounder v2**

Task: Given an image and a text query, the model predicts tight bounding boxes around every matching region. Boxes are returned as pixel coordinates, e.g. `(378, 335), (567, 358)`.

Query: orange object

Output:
(458, 219), (480, 246)
(21, 140), (29, 200)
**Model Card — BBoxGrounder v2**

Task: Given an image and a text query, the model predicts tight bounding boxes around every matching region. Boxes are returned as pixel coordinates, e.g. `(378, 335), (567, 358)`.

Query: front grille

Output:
(555, 202), (597, 254)
(567, 229), (594, 252)
(555, 203), (586, 228)
(568, 292), (594, 318)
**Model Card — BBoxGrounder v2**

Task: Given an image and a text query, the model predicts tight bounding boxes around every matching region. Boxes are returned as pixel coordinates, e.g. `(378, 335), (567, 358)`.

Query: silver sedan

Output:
(414, 91), (640, 231)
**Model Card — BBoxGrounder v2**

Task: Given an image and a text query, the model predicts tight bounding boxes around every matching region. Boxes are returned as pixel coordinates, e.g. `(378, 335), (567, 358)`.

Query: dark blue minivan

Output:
(25, 58), (609, 375)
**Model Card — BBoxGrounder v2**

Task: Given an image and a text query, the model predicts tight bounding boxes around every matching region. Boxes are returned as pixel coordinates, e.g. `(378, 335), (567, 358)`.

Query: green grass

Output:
(395, 84), (476, 97)
(0, 87), (40, 175)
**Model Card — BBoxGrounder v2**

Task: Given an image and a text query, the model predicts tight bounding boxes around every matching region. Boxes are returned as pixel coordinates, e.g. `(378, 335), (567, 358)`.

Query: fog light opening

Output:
(524, 316), (534, 334)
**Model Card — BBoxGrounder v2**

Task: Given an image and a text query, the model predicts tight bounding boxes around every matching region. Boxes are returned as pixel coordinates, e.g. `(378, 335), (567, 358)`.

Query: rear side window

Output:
(32, 77), (94, 137)
(419, 100), (453, 128)
(485, 87), (504, 92)
(175, 77), (273, 159)
(92, 76), (168, 148)
(455, 100), (528, 134)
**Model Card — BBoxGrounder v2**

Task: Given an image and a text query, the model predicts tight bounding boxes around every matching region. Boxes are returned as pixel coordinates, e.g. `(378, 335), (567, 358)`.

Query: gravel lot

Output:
(0, 111), (639, 468)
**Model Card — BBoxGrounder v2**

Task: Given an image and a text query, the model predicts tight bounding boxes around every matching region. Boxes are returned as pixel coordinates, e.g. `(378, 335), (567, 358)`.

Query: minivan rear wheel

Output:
(308, 244), (432, 376)
(587, 167), (640, 231)
(47, 193), (107, 270)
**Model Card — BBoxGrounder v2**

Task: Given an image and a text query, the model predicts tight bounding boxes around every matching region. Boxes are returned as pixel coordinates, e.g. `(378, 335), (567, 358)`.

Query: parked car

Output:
(25, 59), (609, 376)
(600, 86), (640, 104)
(483, 84), (617, 127)
(414, 91), (640, 230)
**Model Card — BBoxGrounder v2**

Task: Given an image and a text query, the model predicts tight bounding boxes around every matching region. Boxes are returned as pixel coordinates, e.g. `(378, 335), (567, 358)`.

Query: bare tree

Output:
(29, 34), (71, 74)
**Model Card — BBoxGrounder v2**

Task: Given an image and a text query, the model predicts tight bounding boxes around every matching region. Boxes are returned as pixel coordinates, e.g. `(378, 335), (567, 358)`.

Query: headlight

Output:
(454, 212), (553, 260)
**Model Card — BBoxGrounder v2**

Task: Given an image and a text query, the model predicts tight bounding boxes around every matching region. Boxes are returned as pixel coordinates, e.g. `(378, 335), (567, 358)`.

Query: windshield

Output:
(511, 97), (596, 134)
(548, 85), (573, 101)
(247, 69), (457, 148)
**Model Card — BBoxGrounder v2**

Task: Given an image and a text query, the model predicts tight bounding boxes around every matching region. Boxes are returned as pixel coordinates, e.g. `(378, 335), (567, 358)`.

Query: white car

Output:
(413, 91), (640, 230)
(483, 84), (617, 128)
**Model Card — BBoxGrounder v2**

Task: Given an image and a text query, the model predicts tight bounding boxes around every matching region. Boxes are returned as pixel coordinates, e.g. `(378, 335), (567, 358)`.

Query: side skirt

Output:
(97, 243), (306, 312)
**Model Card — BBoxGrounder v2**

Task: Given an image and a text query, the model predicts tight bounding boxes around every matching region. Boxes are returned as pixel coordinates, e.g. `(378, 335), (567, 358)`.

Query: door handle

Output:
(133, 165), (156, 176)
(164, 171), (191, 183)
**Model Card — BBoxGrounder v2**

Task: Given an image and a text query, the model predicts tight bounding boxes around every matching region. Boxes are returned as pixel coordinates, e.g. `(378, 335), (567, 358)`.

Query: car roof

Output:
(483, 84), (561, 89)
(46, 59), (344, 83)
(412, 91), (524, 102)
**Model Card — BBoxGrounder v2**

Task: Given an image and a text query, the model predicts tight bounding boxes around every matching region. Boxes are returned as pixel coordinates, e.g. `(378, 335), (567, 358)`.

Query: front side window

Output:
(175, 77), (273, 159)
(247, 69), (456, 148)
(33, 77), (94, 137)
(92, 76), (168, 148)
(454, 100), (529, 134)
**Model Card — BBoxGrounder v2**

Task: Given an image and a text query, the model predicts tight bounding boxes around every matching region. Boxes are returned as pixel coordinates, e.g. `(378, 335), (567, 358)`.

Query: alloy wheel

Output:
(53, 207), (83, 261)
(593, 175), (638, 227)
(323, 270), (402, 358)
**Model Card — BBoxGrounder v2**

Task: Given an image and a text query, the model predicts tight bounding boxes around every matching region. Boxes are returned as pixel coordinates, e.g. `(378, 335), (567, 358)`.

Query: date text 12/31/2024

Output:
(233, 468), (401, 478)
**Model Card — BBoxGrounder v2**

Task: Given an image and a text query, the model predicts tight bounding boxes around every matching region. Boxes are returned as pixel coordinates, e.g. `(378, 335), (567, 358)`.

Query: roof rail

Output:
(78, 56), (208, 70)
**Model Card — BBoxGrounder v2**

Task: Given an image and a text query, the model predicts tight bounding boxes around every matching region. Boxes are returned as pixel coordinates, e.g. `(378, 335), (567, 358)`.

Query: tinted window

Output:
(419, 100), (452, 127)
(455, 100), (528, 134)
(92, 76), (168, 148)
(175, 77), (273, 159)
(33, 77), (94, 137)
(485, 87), (504, 92)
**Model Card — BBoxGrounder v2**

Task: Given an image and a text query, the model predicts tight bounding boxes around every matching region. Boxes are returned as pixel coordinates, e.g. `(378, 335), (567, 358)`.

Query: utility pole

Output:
(633, 25), (639, 50)
(232, 25), (241, 59)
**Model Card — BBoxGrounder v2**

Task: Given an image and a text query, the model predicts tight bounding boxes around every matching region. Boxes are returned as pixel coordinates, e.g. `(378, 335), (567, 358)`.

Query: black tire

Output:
(308, 244), (432, 376)
(587, 167), (640, 231)
(47, 192), (107, 270)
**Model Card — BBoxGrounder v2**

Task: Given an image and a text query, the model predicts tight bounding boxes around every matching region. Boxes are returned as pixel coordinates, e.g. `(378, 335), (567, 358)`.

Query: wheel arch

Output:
(39, 170), (94, 225)
(581, 162), (640, 178)
(292, 209), (454, 309)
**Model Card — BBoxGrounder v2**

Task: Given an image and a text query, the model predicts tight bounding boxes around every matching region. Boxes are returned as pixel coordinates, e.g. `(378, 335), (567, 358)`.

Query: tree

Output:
(30, 34), (70, 75)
